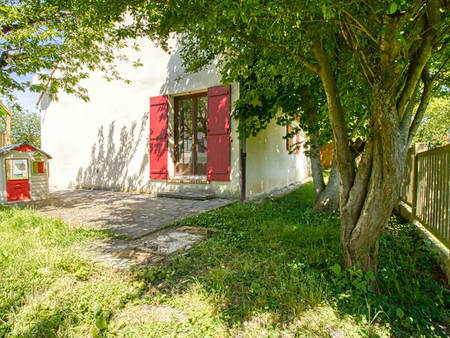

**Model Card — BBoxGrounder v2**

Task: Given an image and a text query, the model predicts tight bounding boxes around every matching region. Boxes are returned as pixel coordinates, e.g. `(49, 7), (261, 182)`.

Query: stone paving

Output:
(29, 189), (231, 269)
(32, 189), (231, 239)
(88, 226), (218, 270)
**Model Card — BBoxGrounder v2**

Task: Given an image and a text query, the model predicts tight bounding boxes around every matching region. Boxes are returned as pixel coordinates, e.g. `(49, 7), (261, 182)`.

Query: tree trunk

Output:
(314, 156), (339, 212)
(312, 38), (409, 276)
(300, 83), (338, 213)
(340, 130), (407, 274)
(308, 135), (326, 197)
(308, 0), (440, 278)
(300, 85), (325, 199)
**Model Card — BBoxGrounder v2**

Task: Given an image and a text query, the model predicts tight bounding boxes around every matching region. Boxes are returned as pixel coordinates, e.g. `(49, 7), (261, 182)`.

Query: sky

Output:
(8, 73), (44, 114)
(15, 89), (41, 114)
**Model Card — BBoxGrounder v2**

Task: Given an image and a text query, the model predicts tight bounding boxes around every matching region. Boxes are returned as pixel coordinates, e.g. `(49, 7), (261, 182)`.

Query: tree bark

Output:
(340, 117), (407, 275)
(299, 85), (325, 197)
(314, 155), (339, 212)
(311, 31), (434, 277)
(339, 1), (440, 275)
(299, 84), (339, 212)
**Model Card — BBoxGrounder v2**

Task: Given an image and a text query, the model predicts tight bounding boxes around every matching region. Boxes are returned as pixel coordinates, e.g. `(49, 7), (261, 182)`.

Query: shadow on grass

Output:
(133, 182), (449, 336)
(1, 183), (448, 336)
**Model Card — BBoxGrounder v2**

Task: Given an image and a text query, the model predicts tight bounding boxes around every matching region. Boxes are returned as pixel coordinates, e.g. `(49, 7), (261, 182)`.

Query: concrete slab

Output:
(30, 189), (232, 239)
(86, 226), (217, 270)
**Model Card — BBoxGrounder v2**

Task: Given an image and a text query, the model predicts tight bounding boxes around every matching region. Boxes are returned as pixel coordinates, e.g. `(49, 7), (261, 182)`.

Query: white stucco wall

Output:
(246, 118), (310, 197)
(40, 38), (310, 199)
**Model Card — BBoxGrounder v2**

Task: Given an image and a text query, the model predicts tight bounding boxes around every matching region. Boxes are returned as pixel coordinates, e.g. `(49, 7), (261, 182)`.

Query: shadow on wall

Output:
(159, 41), (218, 95)
(76, 112), (149, 191)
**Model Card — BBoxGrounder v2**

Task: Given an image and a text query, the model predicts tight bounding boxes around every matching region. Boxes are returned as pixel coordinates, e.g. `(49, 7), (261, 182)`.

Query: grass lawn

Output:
(0, 183), (448, 337)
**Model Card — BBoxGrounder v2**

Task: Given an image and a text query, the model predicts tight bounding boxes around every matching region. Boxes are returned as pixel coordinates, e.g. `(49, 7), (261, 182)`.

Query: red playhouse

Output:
(0, 143), (51, 203)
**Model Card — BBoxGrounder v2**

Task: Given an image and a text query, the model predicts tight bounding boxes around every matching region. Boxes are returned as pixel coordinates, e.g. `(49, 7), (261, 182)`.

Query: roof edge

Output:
(0, 142), (52, 159)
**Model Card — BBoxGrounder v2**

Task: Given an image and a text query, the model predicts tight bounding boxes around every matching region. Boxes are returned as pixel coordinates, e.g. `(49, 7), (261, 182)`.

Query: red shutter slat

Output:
(149, 95), (169, 179)
(286, 125), (291, 151)
(207, 85), (231, 181)
(296, 131), (301, 154)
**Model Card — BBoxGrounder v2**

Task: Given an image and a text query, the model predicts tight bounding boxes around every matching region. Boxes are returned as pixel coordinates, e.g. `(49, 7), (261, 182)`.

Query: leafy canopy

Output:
(134, 0), (447, 141)
(0, 0), (141, 107)
(413, 97), (450, 146)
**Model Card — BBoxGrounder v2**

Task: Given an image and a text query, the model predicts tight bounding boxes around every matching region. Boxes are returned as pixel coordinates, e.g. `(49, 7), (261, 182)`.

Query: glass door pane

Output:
(196, 96), (208, 175)
(176, 98), (193, 175)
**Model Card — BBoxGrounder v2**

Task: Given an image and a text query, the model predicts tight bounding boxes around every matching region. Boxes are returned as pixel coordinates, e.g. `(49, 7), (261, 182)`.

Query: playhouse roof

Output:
(0, 143), (52, 159)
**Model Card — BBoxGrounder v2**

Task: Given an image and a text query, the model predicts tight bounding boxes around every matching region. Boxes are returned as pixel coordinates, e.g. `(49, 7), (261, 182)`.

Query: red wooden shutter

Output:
(149, 95), (169, 179)
(286, 125), (292, 151)
(296, 131), (301, 154)
(207, 85), (231, 181)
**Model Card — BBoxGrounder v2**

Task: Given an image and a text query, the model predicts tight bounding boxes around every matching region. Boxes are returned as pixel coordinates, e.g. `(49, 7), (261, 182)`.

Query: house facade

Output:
(39, 39), (310, 200)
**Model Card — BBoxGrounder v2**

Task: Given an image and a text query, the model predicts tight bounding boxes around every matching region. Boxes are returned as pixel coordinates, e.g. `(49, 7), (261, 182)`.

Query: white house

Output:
(39, 38), (310, 200)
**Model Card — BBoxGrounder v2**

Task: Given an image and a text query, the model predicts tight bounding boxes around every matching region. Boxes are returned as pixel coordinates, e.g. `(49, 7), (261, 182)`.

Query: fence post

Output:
(412, 149), (418, 218)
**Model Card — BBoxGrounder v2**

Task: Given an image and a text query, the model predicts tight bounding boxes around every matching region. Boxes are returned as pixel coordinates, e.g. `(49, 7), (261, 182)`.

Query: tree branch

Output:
(407, 69), (434, 146)
(396, 0), (441, 120)
(229, 26), (319, 73)
(311, 35), (355, 200)
(340, 22), (375, 85)
(341, 9), (380, 46)
(0, 51), (29, 69)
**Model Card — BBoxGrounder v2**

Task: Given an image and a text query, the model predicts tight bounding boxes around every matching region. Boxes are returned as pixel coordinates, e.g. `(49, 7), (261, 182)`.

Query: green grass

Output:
(0, 183), (448, 337)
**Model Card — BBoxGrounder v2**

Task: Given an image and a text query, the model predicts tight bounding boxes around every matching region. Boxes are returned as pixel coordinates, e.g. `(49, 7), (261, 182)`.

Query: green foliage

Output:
(0, 104), (41, 147)
(142, 2), (373, 143)
(160, 185), (449, 336)
(326, 216), (449, 336)
(413, 97), (450, 146)
(0, 207), (137, 337)
(11, 109), (41, 147)
(1, 185), (448, 336)
(0, 0), (141, 106)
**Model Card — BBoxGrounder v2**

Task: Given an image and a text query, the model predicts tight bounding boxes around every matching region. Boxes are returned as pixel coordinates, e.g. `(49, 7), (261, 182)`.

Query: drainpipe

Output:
(241, 129), (247, 201)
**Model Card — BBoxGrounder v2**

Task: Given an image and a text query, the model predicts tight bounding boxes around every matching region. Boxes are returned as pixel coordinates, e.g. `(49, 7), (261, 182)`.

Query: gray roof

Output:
(0, 143), (52, 159)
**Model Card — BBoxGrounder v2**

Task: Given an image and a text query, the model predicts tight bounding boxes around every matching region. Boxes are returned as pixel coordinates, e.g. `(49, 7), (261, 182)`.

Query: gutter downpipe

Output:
(241, 129), (247, 201)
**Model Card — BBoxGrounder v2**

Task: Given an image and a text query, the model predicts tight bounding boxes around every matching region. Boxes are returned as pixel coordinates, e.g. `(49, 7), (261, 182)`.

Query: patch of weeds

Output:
(0, 207), (137, 337)
(1, 185), (448, 337)
(91, 302), (111, 337)
(137, 266), (175, 283)
(327, 217), (449, 337)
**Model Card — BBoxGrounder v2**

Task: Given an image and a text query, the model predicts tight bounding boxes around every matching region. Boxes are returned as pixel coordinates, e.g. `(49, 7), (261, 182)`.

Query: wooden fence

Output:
(400, 144), (450, 249)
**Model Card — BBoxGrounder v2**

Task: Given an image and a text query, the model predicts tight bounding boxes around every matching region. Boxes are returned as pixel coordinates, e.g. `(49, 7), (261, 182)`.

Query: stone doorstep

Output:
(156, 191), (216, 200)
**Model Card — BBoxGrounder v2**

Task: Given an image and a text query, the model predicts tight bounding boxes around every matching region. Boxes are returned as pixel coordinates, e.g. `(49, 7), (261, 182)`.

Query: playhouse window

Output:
(32, 161), (45, 175)
(174, 93), (208, 176)
(5, 159), (29, 180)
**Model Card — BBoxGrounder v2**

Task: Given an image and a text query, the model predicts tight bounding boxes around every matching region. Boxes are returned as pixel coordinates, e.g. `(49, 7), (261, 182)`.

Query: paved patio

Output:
(31, 189), (232, 239)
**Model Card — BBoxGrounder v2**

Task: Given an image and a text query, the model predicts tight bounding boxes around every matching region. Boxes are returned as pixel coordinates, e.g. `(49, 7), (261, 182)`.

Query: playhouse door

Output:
(6, 159), (30, 201)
